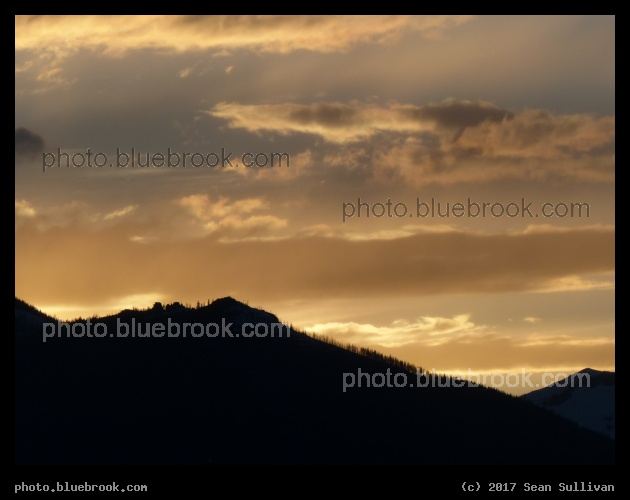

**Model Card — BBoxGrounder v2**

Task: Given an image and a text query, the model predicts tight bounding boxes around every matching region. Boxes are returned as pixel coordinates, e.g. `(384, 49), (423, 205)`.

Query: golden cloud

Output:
(207, 99), (614, 185)
(16, 15), (473, 57)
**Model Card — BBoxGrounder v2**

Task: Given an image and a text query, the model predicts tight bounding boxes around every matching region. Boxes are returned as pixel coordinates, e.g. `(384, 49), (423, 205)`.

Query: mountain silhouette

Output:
(521, 368), (615, 439)
(15, 297), (614, 464)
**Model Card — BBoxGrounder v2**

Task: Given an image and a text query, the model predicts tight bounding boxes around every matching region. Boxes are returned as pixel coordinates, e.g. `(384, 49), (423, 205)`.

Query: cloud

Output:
(15, 127), (44, 159)
(172, 194), (289, 241)
(14, 194), (290, 242)
(16, 16), (474, 92)
(207, 99), (512, 143)
(523, 317), (541, 324)
(15, 15), (473, 59)
(307, 314), (486, 348)
(15, 218), (614, 308)
(303, 317), (613, 375)
(207, 99), (613, 185)
(175, 194), (266, 219)
(230, 149), (312, 181)
(519, 223), (615, 234)
(15, 199), (36, 218)
(402, 98), (514, 140)
(297, 223), (462, 242)
(380, 331), (614, 374)
(15, 60), (33, 73)
(15, 200), (139, 230)
(536, 275), (614, 293)
(103, 205), (138, 220)
(178, 66), (194, 78)
(455, 108), (615, 159)
(516, 333), (613, 347)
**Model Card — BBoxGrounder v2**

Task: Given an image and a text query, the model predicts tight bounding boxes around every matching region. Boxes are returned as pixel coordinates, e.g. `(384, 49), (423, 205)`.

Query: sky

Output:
(15, 15), (615, 394)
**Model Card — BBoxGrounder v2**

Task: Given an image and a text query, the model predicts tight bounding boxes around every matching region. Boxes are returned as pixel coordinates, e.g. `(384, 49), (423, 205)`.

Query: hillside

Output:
(15, 297), (615, 464)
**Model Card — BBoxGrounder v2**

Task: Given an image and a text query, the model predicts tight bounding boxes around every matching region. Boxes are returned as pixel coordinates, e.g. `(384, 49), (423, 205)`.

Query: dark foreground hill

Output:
(15, 297), (614, 464)
(521, 368), (615, 439)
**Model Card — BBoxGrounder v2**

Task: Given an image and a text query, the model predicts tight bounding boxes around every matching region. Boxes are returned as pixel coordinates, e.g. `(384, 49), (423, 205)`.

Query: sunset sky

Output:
(15, 15), (615, 394)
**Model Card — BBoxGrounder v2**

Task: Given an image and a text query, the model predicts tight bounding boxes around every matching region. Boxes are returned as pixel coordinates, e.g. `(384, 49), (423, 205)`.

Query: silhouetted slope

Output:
(15, 297), (614, 464)
(521, 368), (615, 439)
(15, 297), (52, 335)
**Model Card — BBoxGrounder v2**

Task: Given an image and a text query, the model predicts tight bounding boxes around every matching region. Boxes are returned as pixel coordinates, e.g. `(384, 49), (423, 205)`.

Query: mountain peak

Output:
(521, 368), (615, 439)
(211, 296), (243, 307)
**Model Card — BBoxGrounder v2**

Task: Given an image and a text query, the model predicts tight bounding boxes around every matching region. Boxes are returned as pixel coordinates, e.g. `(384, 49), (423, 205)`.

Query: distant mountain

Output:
(521, 368), (615, 439)
(15, 297), (614, 464)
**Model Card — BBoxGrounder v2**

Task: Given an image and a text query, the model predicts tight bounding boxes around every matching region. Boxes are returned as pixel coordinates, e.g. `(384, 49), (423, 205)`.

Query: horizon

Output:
(16, 294), (613, 397)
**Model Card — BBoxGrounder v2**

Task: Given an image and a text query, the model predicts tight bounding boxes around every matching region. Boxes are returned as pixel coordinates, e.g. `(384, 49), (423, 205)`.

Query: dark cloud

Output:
(15, 127), (44, 159)
(411, 100), (513, 128)
(289, 103), (360, 127)
(408, 99), (514, 140)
